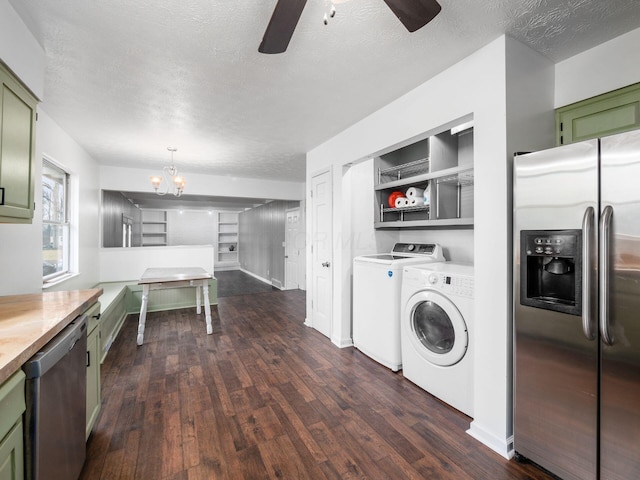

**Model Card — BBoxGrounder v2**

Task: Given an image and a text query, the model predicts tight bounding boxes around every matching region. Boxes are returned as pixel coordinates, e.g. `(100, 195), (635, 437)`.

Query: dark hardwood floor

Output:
(215, 271), (278, 298)
(81, 275), (552, 479)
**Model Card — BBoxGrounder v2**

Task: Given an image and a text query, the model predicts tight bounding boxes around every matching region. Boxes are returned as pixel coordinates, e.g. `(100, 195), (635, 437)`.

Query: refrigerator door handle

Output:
(582, 206), (596, 340)
(599, 205), (614, 346)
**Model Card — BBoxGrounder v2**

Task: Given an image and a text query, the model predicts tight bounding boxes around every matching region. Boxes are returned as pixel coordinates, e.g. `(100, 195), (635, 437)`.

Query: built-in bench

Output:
(94, 278), (218, 362)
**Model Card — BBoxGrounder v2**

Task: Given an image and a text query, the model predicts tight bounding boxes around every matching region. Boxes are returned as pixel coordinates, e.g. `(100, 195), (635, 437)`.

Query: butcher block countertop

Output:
(0, 288), (102, 384)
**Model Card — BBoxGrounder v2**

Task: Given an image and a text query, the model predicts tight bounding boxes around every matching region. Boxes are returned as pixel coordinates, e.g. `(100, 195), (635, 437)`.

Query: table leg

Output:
(196, 282), (202, 314)
(202, 281), (212, 334)
(137, 284), (150, 345)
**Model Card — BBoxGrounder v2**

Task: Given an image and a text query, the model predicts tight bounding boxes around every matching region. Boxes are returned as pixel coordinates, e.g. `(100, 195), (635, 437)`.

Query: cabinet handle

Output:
(86, 350), (91, 367)
(0, 187), (4, 205)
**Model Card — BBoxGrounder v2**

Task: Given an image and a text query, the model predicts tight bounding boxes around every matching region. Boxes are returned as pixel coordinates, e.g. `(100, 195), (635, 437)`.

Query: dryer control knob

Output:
(428, 273), (438, 285)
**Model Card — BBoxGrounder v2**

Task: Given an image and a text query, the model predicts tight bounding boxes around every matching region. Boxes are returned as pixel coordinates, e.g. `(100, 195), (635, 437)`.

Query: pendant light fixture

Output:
(149, 147), (185, 197)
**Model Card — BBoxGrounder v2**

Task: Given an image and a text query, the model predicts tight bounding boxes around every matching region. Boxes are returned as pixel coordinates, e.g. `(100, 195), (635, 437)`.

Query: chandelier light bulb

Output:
(150, 175), (162, 190)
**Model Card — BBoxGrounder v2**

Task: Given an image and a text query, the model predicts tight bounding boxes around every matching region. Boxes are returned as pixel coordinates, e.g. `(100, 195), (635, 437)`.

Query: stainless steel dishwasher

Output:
(23, 315), (88, 480)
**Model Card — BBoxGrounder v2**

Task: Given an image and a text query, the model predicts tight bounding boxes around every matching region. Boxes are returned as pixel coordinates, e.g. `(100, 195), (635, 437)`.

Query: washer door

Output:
(405, 290), (468, 366)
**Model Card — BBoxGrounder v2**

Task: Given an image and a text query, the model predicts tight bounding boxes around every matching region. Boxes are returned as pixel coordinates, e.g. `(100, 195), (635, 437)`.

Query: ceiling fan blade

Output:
(382, 0), (441, 32)
(259, 0), (308, 54)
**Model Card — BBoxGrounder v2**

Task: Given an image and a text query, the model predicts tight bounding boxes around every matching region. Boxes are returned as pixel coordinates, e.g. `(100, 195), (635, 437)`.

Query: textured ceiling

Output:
(10, 0), (640, 185)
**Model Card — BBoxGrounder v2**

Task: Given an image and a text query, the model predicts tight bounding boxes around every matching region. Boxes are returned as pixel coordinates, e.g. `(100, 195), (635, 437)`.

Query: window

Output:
(42, 159), (70, 281)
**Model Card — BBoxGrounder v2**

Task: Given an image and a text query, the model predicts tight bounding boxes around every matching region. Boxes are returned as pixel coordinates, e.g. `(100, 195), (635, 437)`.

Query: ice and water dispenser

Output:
(520, 230), (582, 316)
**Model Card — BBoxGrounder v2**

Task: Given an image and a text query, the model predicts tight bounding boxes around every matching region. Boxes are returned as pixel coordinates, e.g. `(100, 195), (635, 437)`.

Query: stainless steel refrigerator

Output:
(513, 129), (640, 480)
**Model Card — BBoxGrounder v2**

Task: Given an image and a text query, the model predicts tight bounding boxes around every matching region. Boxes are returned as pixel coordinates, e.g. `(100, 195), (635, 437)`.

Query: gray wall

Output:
(239, 200), (299, 286)
(102, 190), (141, 247)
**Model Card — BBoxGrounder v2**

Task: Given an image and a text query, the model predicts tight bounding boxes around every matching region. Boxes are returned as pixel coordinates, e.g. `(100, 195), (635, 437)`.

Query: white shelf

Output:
(216, 211), (240, 266)
(141, 209), (168, 246)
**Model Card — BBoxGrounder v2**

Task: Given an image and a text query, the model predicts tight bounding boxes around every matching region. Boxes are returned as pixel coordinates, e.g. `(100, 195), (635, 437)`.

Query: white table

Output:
(136, 267), (213, 345)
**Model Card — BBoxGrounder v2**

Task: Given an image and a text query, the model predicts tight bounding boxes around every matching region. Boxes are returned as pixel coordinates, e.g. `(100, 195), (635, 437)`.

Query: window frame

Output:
(42, 157), (71, 283)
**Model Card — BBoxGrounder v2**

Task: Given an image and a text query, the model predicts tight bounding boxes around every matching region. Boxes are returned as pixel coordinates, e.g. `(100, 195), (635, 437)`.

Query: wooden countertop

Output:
(0, 288), (102, 384)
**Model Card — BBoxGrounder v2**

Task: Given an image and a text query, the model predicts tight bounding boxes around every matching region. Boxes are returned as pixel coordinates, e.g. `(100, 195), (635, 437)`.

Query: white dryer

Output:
(401, 262), (474, 416)
(353, 243), (445, 371)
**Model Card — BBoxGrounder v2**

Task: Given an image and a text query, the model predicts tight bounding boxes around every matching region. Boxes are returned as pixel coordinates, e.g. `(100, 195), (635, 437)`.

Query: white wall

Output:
(306, 35), (555, 458)
(0, 0), (46, 295)
(0, 109), (102, 296)
(555, 26), (640, 108)
(100, 165), (305, 201)
(0, 0), (45, 100)
(99, 245), (214, 282)
(346, 158), (397, 259)
(38, 111), (102, 292)
(0, 3), (102, 296)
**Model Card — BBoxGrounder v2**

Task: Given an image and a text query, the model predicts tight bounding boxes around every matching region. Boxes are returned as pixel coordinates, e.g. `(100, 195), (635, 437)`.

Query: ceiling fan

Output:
(259, 0), (442, 54)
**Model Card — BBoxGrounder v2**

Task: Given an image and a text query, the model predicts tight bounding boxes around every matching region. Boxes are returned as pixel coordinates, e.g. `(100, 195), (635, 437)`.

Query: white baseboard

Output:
(332, 335), (354, 348)
(214, 265), (240, 272)
(239, 268), (274, 286)
(466, 421), (514, 460)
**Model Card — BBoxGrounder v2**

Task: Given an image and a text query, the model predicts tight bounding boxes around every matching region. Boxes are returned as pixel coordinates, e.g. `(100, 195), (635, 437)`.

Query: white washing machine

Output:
(353, 243), (445, 371)
(401, 262), (474, 416)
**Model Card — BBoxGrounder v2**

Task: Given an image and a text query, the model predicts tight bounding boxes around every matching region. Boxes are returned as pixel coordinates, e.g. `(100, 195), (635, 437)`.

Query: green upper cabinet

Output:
(556, 82), (640, 145)
(0, 61), (38, 224)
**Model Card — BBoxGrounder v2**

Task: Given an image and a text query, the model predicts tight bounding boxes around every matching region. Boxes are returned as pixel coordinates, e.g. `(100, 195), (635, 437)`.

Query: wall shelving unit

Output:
(374, 125), (474, 229)
(217, 211), (239, 267)
(141, 210), (167, 246)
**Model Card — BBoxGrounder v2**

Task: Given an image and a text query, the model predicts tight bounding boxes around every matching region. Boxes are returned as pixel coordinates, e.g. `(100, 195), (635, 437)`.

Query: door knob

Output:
(321, 261), (331, 267)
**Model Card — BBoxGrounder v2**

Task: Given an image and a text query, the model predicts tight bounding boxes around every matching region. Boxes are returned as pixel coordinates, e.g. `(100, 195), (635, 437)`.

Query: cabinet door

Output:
(0, 63), (37, 223)
(86, 326), (101, 439)
(0, 421), (24, 480)
(556, 82), (640, 145)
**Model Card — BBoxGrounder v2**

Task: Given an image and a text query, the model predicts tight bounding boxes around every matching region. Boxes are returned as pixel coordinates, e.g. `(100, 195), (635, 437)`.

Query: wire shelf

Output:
(380, 204), (430, 222)
(378, 158), (429, 184)
(436, 170), (474, 187)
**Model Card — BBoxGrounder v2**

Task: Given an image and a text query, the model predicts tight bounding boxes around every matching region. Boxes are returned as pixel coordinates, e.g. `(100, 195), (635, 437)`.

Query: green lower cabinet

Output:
(0, 371), (26, 480)
(0, 420), (24, 480)
(85, 303), (101, 439)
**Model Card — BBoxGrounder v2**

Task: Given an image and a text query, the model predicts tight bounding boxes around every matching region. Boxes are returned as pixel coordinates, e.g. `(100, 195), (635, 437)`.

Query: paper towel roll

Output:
(408, 197), (420, 206)
(394, 196), (408, 208)
(406, 187), (425, 199)
(388, 191), (404, 208)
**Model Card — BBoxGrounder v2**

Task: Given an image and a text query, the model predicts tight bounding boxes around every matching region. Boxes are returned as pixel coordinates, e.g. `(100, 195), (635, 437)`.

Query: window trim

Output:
(42, 156), (72, 283)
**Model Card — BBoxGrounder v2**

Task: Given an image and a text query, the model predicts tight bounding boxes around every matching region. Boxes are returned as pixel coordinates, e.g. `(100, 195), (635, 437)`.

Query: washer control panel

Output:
(426, 272), (474, 298)
(392, 243), (437, 254)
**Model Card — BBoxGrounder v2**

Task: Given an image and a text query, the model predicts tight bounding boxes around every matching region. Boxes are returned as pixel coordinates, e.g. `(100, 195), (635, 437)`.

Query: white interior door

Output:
(311, 170), (332, 338)
(285, 208), (300, 289)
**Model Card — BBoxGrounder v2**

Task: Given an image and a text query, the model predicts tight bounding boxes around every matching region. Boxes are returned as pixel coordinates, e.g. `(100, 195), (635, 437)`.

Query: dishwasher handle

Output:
(23, 315), (88, 379)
